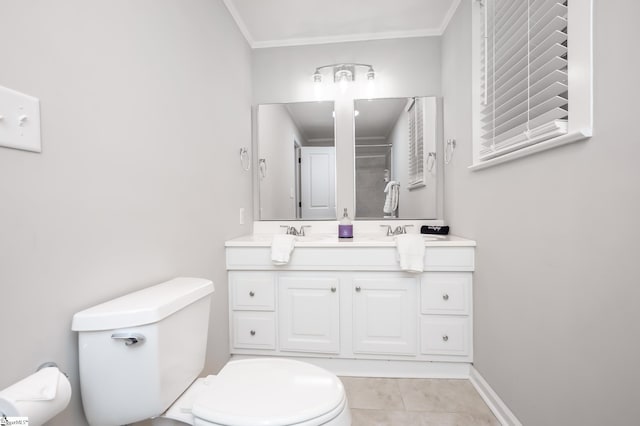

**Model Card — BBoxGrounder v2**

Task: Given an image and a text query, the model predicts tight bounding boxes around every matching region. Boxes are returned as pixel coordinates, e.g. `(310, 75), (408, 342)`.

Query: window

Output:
(471, 0), (592, 170)
(407, 97), (425, 188)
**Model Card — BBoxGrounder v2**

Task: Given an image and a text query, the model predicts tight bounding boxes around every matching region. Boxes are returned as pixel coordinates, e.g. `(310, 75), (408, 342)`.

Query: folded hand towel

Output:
(383, 181), (399, 214)
(271, 234), (297, 265)
(395, 233), (425, 273)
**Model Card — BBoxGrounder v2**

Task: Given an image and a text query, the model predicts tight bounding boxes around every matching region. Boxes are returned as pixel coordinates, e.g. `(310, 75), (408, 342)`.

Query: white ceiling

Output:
(282, 98), (410, 155)
(223, 0), (461, 48)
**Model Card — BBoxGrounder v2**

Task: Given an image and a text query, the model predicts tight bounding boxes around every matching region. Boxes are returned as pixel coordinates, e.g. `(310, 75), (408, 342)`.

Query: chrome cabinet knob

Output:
(442, 293), (449, 301)
(355, 286), (361, 292)
(331, 287), (336, 293)
(250, 330), (256, 336)
(442, 335), (449, 342)
(249, 291), (255, 297)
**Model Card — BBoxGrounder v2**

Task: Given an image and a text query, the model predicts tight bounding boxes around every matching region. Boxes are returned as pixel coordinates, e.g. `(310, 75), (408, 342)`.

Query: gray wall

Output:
(252, 37), (442, 104)
(0, 1), (252, 424)
(257, 104), (305, 219)
(442, 1), (640, 425)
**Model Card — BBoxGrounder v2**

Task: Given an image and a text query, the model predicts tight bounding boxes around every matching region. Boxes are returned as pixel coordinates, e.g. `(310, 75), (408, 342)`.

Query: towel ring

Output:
(426, 152), (436, 172)
(445, 139), (457, 165)
(259, 158), (267, 178)
(239, 148), (250, 171)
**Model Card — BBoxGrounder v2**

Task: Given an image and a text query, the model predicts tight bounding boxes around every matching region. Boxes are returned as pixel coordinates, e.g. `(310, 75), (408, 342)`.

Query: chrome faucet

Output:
(280, 225), (311, 236)
(380, 224), (414, 236)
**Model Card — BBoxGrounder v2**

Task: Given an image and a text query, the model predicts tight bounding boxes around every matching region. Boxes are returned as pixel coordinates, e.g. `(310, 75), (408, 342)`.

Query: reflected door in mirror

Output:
(300, 147), (336, 219)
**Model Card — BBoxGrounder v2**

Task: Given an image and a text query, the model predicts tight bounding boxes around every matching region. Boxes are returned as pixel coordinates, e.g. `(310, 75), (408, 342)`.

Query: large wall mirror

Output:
(354, 97), (441, 219)
(256, 97), (442, 221)
(257, 102), (336, 220)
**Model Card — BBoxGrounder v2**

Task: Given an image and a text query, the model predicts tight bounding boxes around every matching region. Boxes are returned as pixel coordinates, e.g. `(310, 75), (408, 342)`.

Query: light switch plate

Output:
(0, 85), (42, 152)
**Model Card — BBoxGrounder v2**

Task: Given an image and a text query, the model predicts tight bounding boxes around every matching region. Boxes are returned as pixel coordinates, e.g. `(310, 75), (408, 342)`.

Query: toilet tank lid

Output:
(71, 277), (214, 331)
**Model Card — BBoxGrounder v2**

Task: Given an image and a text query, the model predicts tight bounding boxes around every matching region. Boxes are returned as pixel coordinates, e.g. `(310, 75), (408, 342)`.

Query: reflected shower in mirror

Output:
(257, 101), (336, 220)
(354, 97), (440, 219)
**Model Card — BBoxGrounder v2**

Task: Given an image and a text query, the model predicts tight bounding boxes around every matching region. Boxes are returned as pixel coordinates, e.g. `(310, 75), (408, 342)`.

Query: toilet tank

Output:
(71, 277), (214, 426)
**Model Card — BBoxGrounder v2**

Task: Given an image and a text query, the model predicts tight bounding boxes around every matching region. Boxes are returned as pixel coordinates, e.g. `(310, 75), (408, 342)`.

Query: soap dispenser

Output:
(338, 208), (353, 239)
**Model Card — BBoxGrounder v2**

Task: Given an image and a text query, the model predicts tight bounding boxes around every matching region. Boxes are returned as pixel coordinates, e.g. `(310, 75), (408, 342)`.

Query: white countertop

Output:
(225, 233), (476, 248)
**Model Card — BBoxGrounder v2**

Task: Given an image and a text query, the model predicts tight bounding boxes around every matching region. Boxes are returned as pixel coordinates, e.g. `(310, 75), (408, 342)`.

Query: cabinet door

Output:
(353, 277), (418, 355)
(279, 276), (340, 353)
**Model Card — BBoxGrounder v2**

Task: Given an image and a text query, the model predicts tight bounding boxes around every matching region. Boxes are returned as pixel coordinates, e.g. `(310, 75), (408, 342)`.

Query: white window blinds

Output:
(408, 97), (425, 187)
(480, 0), (569, 160)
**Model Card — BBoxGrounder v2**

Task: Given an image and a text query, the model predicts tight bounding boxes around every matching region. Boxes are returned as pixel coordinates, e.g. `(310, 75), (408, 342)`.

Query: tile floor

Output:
(340, 377), (500, 426)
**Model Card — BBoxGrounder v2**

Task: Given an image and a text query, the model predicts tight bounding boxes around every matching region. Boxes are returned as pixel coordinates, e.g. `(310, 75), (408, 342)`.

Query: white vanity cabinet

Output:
(226, 234), (476, 376)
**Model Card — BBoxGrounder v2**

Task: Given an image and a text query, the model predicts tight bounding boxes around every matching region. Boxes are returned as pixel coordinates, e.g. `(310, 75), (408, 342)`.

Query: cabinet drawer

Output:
(231, 272), (275, 311)
(420, 316), (470, 356)
(421, 273), (471, 315)
(232, 312), (276, 349)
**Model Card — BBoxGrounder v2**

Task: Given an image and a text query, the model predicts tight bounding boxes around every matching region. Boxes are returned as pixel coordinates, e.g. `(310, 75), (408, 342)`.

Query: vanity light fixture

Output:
(312, 63), (376, 86)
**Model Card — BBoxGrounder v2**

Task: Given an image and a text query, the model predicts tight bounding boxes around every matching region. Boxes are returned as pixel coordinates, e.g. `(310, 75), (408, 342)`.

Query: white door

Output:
(300, 146), (336, 219)
(353, 277), (418, 355)
(279, 276), (340, 353)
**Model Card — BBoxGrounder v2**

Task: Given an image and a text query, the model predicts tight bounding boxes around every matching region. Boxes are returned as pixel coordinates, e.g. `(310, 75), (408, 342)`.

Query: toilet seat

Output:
(191, 358), (347, 426)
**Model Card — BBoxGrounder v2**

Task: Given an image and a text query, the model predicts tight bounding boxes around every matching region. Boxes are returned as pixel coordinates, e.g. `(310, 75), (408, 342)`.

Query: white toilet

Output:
(71, 277), (350, 426)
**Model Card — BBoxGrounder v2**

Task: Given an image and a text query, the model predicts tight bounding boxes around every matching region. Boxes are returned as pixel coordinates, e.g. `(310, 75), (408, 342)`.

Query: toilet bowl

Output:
(157, 358), (350, 426)
(71, 277), (351, 426)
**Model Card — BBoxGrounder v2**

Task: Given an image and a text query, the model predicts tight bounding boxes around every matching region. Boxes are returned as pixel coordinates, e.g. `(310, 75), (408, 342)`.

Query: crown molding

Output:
(252, 28), (442, 49)
(438, 0), (463, 34)
(221, 0), (254, 47)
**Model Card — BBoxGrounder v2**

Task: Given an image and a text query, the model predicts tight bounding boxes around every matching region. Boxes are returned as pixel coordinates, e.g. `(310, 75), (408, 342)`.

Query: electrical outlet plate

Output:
(0, 85), (42, 152)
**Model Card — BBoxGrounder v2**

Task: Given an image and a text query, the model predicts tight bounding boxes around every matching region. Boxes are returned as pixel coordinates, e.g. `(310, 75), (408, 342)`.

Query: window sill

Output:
(468, 129), (592, 172)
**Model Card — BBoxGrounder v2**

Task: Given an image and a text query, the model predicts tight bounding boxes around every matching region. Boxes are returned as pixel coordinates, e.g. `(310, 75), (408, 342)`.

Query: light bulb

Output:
(366, 67), (375, 80)
(339, 77), (349, 93)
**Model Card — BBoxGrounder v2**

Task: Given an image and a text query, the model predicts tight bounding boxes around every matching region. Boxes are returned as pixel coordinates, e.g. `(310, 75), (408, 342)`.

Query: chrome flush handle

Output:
(111, 332), (146, 346)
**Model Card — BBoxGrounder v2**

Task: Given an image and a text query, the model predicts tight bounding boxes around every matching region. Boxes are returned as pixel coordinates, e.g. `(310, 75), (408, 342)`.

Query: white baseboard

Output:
(469, 366), (522, 426)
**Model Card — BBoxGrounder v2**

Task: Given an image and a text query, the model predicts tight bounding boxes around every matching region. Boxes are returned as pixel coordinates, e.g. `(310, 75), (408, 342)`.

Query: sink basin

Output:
(295, 235), (329, 242)
(358, 233), (446, 242)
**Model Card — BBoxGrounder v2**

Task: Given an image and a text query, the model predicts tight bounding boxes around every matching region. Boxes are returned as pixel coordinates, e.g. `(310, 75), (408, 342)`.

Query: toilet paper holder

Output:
(0, 361), (71, 425)
(37, 362), (68, 378)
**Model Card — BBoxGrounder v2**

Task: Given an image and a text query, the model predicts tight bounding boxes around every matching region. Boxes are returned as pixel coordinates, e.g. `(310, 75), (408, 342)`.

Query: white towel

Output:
(271, 234), (296, 265)
(395, 233), (425, 273)
(383, 181), (399, 214)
